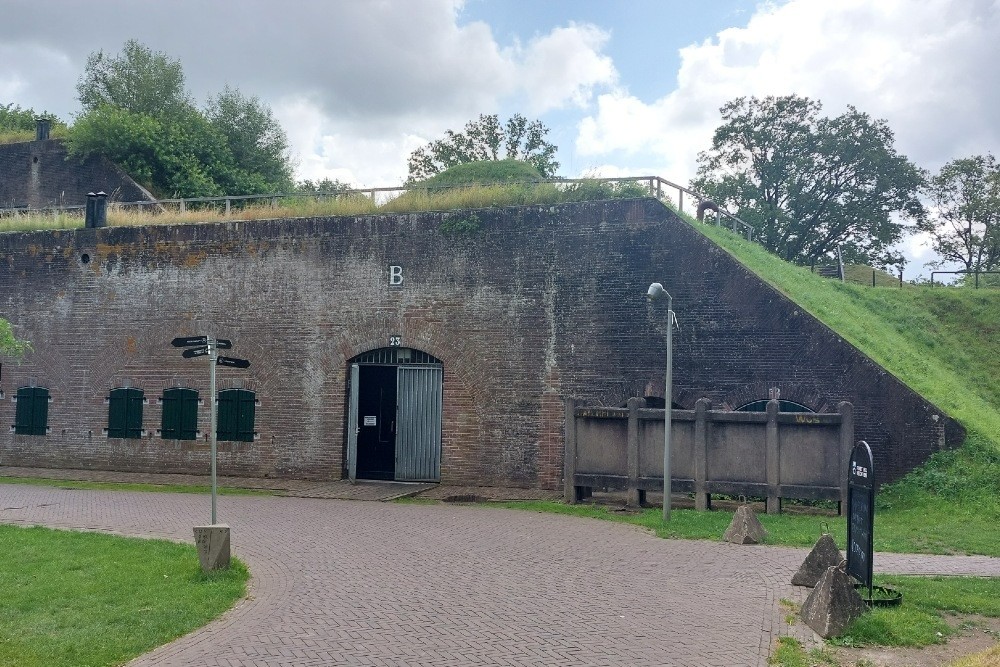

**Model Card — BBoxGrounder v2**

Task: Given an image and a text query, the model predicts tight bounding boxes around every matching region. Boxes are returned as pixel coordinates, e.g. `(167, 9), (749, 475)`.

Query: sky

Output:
(2, 0), (998, 275)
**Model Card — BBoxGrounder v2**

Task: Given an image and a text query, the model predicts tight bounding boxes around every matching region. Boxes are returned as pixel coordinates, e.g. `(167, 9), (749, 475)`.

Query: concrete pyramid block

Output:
(722, 504), (768, 544)
(792, 533), (844, 587)
(800, 565), (867, 638)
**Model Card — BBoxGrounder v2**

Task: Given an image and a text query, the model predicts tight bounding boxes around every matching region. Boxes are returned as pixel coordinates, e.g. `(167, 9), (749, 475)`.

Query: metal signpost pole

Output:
(209, 337), (218, 525)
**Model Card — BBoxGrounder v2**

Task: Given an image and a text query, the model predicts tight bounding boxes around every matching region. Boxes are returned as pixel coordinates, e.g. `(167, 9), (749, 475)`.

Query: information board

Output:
(846, 440), (875, 590)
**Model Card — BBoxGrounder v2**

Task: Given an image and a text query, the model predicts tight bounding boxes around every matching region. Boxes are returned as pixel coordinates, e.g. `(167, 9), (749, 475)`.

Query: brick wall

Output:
(0, 199), (962, 487)
(0, 139), (152, 208)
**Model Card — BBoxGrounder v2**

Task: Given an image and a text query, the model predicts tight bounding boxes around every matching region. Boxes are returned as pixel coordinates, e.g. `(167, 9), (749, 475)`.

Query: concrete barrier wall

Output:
(565, 397), (853, 513)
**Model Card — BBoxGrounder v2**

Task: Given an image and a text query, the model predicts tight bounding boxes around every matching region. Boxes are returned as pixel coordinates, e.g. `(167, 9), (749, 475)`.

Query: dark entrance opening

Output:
(347, 347), (444, 483)
(356, 365), (398, 480)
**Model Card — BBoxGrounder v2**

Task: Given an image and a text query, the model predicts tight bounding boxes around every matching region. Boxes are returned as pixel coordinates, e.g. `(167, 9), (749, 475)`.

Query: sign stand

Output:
(846, 440), (875, 599)
(171, 336), (248, 526)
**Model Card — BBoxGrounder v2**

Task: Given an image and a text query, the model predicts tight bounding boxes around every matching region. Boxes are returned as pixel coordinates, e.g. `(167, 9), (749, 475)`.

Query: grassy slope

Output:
(696, 223), (1000, 555)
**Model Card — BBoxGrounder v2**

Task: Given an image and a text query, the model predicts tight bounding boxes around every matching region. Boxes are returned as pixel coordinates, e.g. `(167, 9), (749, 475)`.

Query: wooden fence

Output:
(563, 397), (854, 514)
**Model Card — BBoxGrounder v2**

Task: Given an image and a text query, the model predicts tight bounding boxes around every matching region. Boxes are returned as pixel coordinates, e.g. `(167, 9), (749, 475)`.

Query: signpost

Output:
(172, 336), (250, 524)
(846, 440), (875, 597)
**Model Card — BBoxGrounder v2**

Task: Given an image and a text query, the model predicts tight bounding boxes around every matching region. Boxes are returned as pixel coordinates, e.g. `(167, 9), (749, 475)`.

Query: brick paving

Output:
(1, 482), (998, 667)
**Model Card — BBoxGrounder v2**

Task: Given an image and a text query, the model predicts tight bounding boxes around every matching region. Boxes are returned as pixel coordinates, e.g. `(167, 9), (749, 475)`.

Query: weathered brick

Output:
(0, 199), (961, 488)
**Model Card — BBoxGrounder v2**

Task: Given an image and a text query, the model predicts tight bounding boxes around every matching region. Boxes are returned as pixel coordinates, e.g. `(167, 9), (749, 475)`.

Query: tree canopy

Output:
(77, 39), (191, 118)
(916, 154), (1000, 273)
(692, 95), (924, 268)
(67, 40), (293, 198)
(407, 114), (559, 182)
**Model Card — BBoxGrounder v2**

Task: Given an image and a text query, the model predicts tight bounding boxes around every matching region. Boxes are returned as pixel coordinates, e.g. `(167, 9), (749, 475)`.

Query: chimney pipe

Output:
(35, 117), (51, 141)
(85, 192), (108, 228)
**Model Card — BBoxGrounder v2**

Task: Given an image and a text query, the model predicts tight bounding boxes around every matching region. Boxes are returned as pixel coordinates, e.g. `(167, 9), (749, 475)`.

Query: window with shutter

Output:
(107, 388), (144, 438)
(217, 388), (255, 442)
(14, 387), (49, 436)
(161, 387), (199, 440)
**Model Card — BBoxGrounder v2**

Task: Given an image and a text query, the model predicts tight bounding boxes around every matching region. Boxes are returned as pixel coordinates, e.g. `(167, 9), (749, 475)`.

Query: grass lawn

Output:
(0, 524), (248, 667)
(0, 475), (273, 496)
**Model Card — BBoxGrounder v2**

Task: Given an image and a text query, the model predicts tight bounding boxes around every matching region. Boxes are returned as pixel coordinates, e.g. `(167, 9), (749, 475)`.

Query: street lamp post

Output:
(647, 282), (674, 521)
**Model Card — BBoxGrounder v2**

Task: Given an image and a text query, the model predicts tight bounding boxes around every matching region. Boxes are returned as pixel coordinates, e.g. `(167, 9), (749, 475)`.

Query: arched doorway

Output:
(347, 347), (443, 482)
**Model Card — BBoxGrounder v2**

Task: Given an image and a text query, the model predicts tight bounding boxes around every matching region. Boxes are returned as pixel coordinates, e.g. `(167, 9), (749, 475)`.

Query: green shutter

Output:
(162, 388), (198, 440)
(237, 391), (256, 442)
(161, 390), (180, 439)
(217, 389), (255, 442)
(15, 387), (49, 436)
(126, 389), (143, 438)
(108, 388), (143, 438)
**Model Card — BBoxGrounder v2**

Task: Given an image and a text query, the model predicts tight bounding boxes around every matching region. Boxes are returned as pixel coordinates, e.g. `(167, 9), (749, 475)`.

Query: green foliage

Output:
(560, 179), (650, 201)
(77, 39), (191, 118)
(67, 41), (294, 198)
(294, 177), (353, 194)
(439, 212), (482, 235)
(205, 86), (294, 193)
(408, 113), (559, 181)
(417, 159), (544, 188)
(0, 318), (29, 357)
(0, 103), (66, 144)
(0, 524), (247, 667)
(916, 154), (1000, 272)
(693, 95), (923, 267)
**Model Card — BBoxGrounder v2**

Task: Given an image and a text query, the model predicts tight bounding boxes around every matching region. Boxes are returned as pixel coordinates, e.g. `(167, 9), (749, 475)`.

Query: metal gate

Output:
(346, 353), (442, 483)
(347, 364), (360, 482)
(395, 365), (443, 482)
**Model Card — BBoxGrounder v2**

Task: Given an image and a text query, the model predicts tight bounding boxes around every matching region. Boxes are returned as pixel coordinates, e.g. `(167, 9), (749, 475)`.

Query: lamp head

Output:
(647, 282), (669, 300)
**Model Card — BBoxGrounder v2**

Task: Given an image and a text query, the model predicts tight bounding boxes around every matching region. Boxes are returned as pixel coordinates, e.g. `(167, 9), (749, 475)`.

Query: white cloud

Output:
(0, 0), (617, 185)
(517, 23), (617, 114)
(575, 0), (1000, 183)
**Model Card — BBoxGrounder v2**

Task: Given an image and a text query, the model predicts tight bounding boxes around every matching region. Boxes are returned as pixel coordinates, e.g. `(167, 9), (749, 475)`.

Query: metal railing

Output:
(1, 175), (755, 241)
(930, 270), (1000, 288)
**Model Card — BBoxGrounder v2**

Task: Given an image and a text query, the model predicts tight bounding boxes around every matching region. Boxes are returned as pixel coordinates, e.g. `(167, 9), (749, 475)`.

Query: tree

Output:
(916, 155), (1000, 273)
(692, 95), (924, 267)
(77, 39), (192, 119)
(206, 87), (294, 193)
(0, 318), (29, 357)
(69, 41), (295, 198)
(407, 114), (559, 182)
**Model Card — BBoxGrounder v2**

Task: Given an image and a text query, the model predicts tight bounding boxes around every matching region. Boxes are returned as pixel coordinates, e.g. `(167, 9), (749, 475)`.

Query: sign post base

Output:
(194, 524), (231, 572)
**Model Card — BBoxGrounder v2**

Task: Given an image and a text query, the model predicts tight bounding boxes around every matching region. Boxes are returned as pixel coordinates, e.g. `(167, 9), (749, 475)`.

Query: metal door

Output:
(347, 364), (359, 483)
(395, 365), (443, 482)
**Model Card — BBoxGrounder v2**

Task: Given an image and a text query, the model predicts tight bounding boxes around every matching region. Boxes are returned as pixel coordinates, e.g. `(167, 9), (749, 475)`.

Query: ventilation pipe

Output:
(35, 117), (51, 141)
(85, 192), (108, 228)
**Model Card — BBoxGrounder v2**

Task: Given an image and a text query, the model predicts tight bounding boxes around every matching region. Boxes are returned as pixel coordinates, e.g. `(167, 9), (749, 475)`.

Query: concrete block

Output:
(723, 504), (768, 544)
(792, 533), (843, 587)
(194, 524), (231, 572)
(800, 564), (867, 638)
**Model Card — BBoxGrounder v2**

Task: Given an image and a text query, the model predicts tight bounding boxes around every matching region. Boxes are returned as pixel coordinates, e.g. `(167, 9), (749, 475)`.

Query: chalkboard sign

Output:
(846, 440), (875, 590)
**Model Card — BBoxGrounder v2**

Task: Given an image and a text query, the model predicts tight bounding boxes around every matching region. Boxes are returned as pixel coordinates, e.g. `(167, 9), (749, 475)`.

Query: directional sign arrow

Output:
(172, 335), (208, 348)
(217, 356), (250, 369)
(182, 345), (210, 358)
(215, 338), (233, 350)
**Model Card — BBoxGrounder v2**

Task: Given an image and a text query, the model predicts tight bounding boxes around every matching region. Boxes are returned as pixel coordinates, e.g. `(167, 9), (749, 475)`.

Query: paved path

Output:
(1, 484), (997, 667)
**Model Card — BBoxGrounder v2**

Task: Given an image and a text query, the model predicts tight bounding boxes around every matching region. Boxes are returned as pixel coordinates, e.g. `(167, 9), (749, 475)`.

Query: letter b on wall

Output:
(389, 265), (403, 286)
